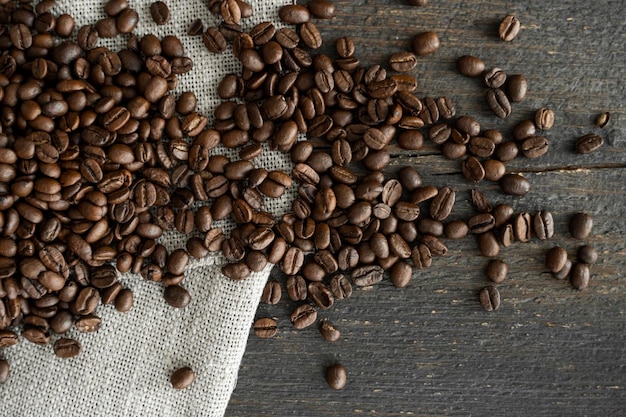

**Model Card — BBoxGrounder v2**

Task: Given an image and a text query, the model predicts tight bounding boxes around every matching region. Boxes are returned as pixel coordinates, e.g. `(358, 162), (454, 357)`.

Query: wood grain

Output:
(227, 0), (625, 415)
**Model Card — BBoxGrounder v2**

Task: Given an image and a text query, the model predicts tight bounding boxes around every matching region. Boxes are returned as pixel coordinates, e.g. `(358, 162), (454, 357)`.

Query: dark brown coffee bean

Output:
(308, 282), (334, 310)
(412, 31), (439, 55)
(483, 159), (506, 181)
(300, 22), (322, 49)
(457, 55), (485, 77)
(308, 0), (335, 19)
(500, 173), (530, 196)
(279, 4), (310, 24)
(535, 108), (555, 130)
(253, 317), (278, 338)
(261, 280), (281, 305)
(575, 134), (604, 154)
(499, 15), (521, 41)
(163, 285), (191, 309)
(569, 212), (593, 239)
(53, 337), (81, 358)
(595, 112), (610, 129)
(484, 67), (507, 89)
(351, 265), (384, 286)
(570, 263), (590, 290)
(0, 330), (18, 348)
(150, 1), (170, 25)
(468, 137), (495, 158)
(469, 213), (496, 234)
(546, 246), (568, 273)
(171, 366), (195, 389)
(533, 210), (554, 240)
(486, 88), (511, 119)
(389, 52), (417, 72)
(478, 232), (500, 258)
(319, 320), (340, 342)
(410, 243), (431, 269)
(521, 136), (549, 158)
(328, 274), (351, 300)
(479, 286), (501, 311)
(287, 275), (307, 301)
(506, 74), (528, 102)
(444, 220), (469, 240)
(390, 260), (412, 288)
(462, 156), (485, 183)
(486, 259), (508, 283)
(495, 141), (519, 162)
(290, 304), (317, 329)
(114, 289), (134, 312)
(430, 187), (455, 221)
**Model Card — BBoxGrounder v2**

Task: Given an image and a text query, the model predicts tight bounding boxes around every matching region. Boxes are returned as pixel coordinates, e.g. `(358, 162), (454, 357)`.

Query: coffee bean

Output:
(319, 320), (341, 342)
(308, 0), (335, 19)
(351, 265), (384, 286)
(335, 37), (355, 58)
(390, 260), (412, 288)
(188, 19), (204, 36)
(486, 259), (508, 283)
(535, 108), (555, 130)
(171, 366), (195, 390)
(462, 156), (485, 183)
(553, 259), (573, 280)
(279, 5), (310, 24)
(499, 15), (521, 41)
(484, 67), (507, 89)
(595, 112), (610, 128)
(0, 359), (8, 384)
(478, 232), (500, 258)
(412, 31), (439, 56)
(287, 275), (307, 301)
(430, 187), (455, 221)
(469, 213), (496, 234)
(546, 246), (568, 273)
(479, 286), (501, 311)
(506, 74), (527, 102)
(290, 304), (317, 329)
(150, 1), (170, 25)
(578, 245), (598, 264)
(114, 289), (134, 312)
(570, 263), (590, 290)
(575, 134), (604, 154)
(569, 212), (593, 239)
(389, 52), (417, 72)
(253, 317), (278, 338)
(500, 173), (530, 196)
(203, 27), (228, 53)
(486, 88), (511, 118)
(533, 210), (554, 240)
(53, 337), (81, 358)
(0, 330), (18, 348)
(457, 55), (485, 77)
(300, 22), (322, 49)
(444, 220), (469, 240)
(261, 280), (281, 304)
(163, 285), (191, 309)
(326, 363), (347, 390)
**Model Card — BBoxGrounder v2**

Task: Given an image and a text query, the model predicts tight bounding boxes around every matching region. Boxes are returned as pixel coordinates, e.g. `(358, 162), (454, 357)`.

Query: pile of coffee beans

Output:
(0, 0), (604, 391)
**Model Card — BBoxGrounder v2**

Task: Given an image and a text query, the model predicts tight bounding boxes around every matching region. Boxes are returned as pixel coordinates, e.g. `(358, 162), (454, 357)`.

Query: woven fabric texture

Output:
(0, 0), (294, 416)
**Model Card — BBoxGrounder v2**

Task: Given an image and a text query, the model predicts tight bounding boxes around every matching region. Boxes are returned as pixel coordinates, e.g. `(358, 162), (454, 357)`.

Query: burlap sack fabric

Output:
(0, 0), (294, 415)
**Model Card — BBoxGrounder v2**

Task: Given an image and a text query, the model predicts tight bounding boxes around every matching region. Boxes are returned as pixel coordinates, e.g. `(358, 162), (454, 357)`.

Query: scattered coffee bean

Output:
(326, 363), (347, 389)
(412, 31), (439, 56)
(569, 212), (593, 240)
(570, 263), (590, 290)
(595, 112), (610, 128)
(457, 55), (485, 77)
(575, 134), (604, 154)
(546, 246), (568, 273)
(535, 108), (555, 130)
(506, 74), (528, 102)
(578, 245), (598, 264)
(253, 317), (278, 338)
(290, 304), (317, 329)
(171, 366), (195, 390)
(479, 286), (501, 311)
(53, 338), (82, 358)
(320, 320), (341, 342)
(163, 285), (191, 309)
(150, 1), (170, 25)
(553, 259), (573, 280)
(499, 15), (520, 41)
(486, 260), (508, 283)
(533, 210), (555, 240)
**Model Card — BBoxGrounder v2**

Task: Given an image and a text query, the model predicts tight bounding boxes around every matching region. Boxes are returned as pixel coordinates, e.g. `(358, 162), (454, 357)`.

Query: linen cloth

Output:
(0, 0), (294, 416)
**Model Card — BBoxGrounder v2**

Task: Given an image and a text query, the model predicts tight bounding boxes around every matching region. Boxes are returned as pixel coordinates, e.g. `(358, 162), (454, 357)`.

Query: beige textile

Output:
(0, 0), (294, 416)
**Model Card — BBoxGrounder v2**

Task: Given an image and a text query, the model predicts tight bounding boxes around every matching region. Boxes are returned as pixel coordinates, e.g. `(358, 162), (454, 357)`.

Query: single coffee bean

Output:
(279, 4), (310, 24)
(514, 212), (532, 242)
(499, 15), (521, 41)
(0, 330), (19, 348)
(533, 210), (554, 240)
(171, 366), (195, 389)
(535, 108), (555, 130)
(478, 232), (500, 258)
(335, 37), (355, 58)
(114, 289), (134, 312)
(261, 280), (281, 304)
(150, 1), (170, 25)
(253, 317), (278, 338)
(163, 285), (191, 308)
(287, 275), (307, 301)
(188, 19), (204, 36)
(53, 337), (81, 358)
(430, 186), (455, 221)
(575, 134), (604, 154)
(506, 74), (528, 102)
(457, 55), (485, 77)
(390, 260), (412, 288)
(326, 363), (347, 390)
(444, 220), (469, 240)
(412, 31), (439, 56)
(486, 88), (511, 119)
(484, 67), (507, 89)
(468, 213), (496, 234)
(290, 304), (317, 329)
(483, 160), (506, 182)
(570, 263), (590, 290)
(495, 141), (519, 162)
(470, 189), (492, 213)
(595, 112), (610, 128)
(308, 282), (334, 310)
(389, 52), (417, 72)
(512, 120), (537, 141)
(545, 246), (568, 273)
(553, 259), (573, 280)
(500, 173), (530, 196)
(479, 286), (501, 311)
(0, 359), (8, 384)
(308, 0), (335, 19)
(462, 156), (485, 183)
(569, 212), (593, 239)
(486, 259), (508, 283)
(521, 136), (549, 159)
(329, 273), (353, 299)
(351, 265), (384, 286)
(320, 320), (340, 342)
(578, 245), (598, 264)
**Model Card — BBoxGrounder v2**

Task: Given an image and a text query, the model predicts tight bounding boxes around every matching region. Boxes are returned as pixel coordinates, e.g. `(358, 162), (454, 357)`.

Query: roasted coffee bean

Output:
(75, 314), (102, 333)
(351, 265), (384, 286)
(171, 366), (195, 390)
(468, 136), (495, 158)
(430, 187), (455, 221)
(486, 259), (508, 283)
(578, 245), (598, 265)
(444, 220), (469, 240)
(287, 275), (307, 301)
(513, 212), (532, 243)
(483, 159), (506, 181)
(279, 4), (310, 24)
(412, 31), (439, 55)
(521, 136), (548, 158)
(478, 232), (500, 258)
(499, 224), (515, 247)
(499, 15), (521, 41)
(570, 263), (590, 290)
(533, 210), (554, 240)
(222, 262), (251, 280)
(389, 52), (417, 72)
(320, 320), (340, 342)
(163, 285), (191, 309)
(495, 141), (519, 162)
(469, 213), (496, 234)
(326, 363), (347, 390)
(0, 330), (18, 348)
(575, 134), (604, 154)
(535, 108), (555, 130)
(308, 282), (334, 310)
(506, 74), (527, 102)
(595, 112), (610, 129)
(150, 1), (170, 25)
(457, 55), (485, 77)
(203, 27), (228, 53)
(569, 212), (593, 239)
(0, 359), (8, 384)
(500, 173), (530, 196)
(300, 22), (322, 49)
(462, 156), (485, 183)
(53, 337), (81, 358)
(390, 260), (412, 288)
(484, 67), (507, 89)
(335, 37), (355, 58)
(553, 259), (573, 280)
(253, 317), (278, 339)
(546, 246), (568, 273)
(188, 19), (204, 36)
(486, 88), (511, 119)
(290, 304), (317, 329)
(114, 289), (134, 312)
(261, 280), (281, 305)
(479, 286), (500, 311)
(308, 0), (335, 19)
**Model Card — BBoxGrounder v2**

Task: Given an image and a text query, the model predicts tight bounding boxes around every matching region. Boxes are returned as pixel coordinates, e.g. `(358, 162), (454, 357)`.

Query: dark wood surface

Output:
(228, 1), (626, 415)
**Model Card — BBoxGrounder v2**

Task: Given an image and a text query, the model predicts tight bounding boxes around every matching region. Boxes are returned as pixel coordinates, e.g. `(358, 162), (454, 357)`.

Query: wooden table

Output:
(228, 0), (626, 415)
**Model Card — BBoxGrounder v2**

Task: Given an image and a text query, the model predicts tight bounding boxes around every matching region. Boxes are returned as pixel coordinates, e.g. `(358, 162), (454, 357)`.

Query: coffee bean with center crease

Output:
(430, 186), (455, 221)
(521, 136), (549, 158)
(351, 265), (384, 286)
(54, 337), (82, 358)
(253, 317), (278, 338)
(389, 52), (417, 72)
(479, 286), (501, 311)
(290, 304), (317, 329)
(150, 1), (170, 25)
(533, 210), (554, 240)
(575, 134), (604, 154)
(499, 15), (521, 42)
(203, 27), (228, 53)
(486, 88), (511, 119)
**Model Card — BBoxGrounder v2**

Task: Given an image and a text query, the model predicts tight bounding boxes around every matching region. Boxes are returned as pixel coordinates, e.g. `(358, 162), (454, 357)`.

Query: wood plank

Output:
(228, 0), (626, 415)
